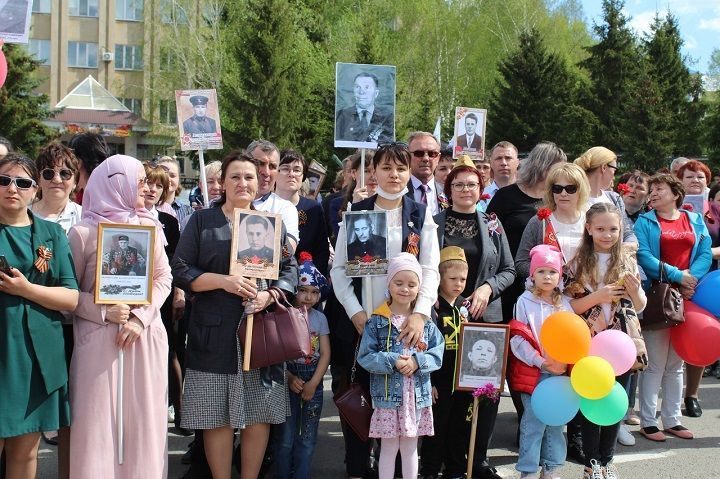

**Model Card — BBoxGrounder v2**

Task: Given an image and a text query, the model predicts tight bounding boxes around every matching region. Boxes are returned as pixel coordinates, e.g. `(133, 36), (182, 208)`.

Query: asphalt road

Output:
(36, 374), (720, 478)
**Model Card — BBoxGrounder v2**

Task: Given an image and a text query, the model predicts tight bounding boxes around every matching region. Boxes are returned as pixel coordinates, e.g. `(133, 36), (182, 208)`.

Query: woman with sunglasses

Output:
(0, 153), (79, 478)
(420, 156), (515, 479)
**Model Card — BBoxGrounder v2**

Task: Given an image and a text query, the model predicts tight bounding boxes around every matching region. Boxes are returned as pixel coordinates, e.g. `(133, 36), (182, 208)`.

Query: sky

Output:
(580, 0), (720, 73)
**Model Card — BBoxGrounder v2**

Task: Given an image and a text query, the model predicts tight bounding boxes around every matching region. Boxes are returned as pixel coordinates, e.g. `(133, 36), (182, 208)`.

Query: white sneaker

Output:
(540, 468), (561, 479)
(520, 473), (540, 479)
(167, 405), (175, 423)
(603, 462), (620, 479)
(583, 459), (603, 479)
(617, 423), (635, 446)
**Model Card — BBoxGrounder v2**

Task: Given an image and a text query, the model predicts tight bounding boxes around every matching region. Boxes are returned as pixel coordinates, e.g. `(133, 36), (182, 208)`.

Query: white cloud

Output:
(698, 17), (720, 31)
(685, 34), (698, 50)
(666, 0), (719, 15)
(627, 9), (657, 35)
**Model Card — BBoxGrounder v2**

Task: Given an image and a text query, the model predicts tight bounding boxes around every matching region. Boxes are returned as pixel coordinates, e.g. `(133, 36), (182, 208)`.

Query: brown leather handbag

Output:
(333, 344), (373, 442)
(237, 288), (312, 369)
(641, 262), (685, 331)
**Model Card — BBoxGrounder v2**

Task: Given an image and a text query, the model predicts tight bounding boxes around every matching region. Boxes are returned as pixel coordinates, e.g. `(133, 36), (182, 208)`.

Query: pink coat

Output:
(68, 219), (172, 478)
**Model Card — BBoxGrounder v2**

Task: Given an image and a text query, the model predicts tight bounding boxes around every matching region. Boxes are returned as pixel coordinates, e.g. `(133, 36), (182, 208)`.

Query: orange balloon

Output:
(539, 311), (591, 364)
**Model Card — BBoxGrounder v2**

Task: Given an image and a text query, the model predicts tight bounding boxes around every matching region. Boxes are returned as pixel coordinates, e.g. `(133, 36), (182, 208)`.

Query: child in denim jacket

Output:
(358, 253), (444, 479)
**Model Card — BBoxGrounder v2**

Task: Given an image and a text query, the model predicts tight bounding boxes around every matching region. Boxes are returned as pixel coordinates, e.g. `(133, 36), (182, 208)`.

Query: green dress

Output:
(0, 216), (78, 438)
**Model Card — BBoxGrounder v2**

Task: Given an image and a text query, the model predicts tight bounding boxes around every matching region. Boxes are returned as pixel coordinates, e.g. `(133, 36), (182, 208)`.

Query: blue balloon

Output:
(530, 376), (580, 426)
(692, 270), (720, 317)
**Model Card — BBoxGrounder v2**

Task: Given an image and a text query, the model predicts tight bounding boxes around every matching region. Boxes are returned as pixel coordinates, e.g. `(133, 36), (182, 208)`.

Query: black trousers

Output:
(581, 373), (631, 467)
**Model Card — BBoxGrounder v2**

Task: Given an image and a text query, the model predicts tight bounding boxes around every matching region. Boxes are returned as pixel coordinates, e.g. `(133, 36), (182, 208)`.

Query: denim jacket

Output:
(357, 303), (444, 409)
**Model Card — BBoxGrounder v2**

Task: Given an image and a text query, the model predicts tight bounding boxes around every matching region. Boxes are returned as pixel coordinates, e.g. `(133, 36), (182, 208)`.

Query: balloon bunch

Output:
(677, 270), (720, 366)
(530, 312), (635, 426)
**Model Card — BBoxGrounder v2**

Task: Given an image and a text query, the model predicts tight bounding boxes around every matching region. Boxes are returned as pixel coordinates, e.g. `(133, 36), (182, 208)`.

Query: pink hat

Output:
(386, 253), (423, 288)
(529, 244), (563, 277)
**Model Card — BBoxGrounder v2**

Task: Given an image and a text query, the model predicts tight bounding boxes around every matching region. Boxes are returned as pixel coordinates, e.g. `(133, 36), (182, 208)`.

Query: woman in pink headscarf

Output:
(67, 155), (173, 478)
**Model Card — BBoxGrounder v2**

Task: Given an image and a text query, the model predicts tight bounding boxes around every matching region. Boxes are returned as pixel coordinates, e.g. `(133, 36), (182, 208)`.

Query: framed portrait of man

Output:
(344, 210), (388, 277)
(305, 160), (327, 199)
(229, 209), (282, 280)
(455, 323), (509, 392)
(0, 0), (31, 44)
(95, 223), (155, 304)
(334, 62), (396, 149)
(175, 89), (224, 151)
(452, 107), (487, 159)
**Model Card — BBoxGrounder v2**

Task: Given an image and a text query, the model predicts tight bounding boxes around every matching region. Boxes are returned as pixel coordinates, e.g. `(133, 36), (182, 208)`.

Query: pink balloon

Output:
(588, 330), (636, 375)
(0, 46), (6, 89)
(671, 302), (720, 367)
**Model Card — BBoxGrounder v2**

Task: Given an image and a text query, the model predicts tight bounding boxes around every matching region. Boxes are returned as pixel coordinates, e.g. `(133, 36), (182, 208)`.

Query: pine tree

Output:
(487, 28), (595, 156)
(0, 44), (58, 156)
(706, 94), (720, 163)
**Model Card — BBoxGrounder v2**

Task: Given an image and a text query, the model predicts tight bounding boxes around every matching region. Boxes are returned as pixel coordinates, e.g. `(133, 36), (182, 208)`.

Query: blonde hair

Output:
(574, 146), (616, 173)
(543, 163), (591, 211)
(568, 203), (634, 289)
(205, 160), (222, 178)
(439, 260), (468, 276)
(528, 282), (564, 307)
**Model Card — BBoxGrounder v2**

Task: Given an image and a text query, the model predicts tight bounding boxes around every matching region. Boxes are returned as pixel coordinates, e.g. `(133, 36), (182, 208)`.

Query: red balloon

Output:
(670, 302), (720, 366)
(0, 46), (6, 89)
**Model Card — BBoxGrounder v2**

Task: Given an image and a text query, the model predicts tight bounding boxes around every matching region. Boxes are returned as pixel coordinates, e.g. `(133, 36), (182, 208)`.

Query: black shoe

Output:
(566, 440), (586, 464)
(421, 475), (439, 479)
(684, 397), (702, 417)
(42, 432), (58, 446)
(181, 447), (193, 465)
(472, 461), (502, 479)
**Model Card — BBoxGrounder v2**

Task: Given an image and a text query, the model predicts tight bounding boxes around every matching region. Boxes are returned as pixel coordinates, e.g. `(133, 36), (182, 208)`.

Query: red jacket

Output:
(508, 319), (541, 394)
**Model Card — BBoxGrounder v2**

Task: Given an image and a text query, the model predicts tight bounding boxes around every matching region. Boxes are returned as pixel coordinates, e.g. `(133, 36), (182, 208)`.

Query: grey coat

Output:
(434, 209), (516, 323)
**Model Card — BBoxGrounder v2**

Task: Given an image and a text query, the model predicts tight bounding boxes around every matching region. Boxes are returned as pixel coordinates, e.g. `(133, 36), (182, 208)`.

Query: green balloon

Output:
(579, 382), (628, 426)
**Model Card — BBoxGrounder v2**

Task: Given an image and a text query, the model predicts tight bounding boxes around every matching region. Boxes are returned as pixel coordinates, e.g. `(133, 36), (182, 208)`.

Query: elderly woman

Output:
(635, 173), (711, 441)
(0, 153), (79, 478)
(330, 142), (439, 479)
(573, 147), (636, 245)
(676, 159), (710, 207)
(68, 155), (172, 477)
(156, 156), (194, 230)
(617, 170), (650, 226)
(420, 156), (515, 479)
(515, 162), (591, 277)
(172, 150), (297, 479)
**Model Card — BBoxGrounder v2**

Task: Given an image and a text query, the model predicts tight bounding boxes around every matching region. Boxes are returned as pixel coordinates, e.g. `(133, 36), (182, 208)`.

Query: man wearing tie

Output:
(456, 113), (483, 152)
(406, 131), (445, 215)
(335, 72), (394, 143)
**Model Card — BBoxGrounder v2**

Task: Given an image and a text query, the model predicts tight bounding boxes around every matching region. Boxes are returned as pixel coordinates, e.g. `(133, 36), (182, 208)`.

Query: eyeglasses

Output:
(0, 175), (37, 190)
(41, 168), (74, 181)
(551, 184), (578, 194)
(410, 150), (440, 159)
(450, 182), (480, 192)
(278, 166), (304, 176)
(607, 164), (618, 171)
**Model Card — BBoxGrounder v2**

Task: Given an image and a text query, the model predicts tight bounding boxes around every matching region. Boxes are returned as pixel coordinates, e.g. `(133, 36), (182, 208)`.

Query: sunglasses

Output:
(41, 168), (74, 181)
(0, 175), (37, 190)
(410, 149), (440, 159)
(551, 184), (578, 194)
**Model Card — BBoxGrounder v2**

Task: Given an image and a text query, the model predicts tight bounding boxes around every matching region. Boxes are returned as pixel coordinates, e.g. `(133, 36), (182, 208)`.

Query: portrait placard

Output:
(306, 160), (327, 199)
(95, 223), (155, 305)
(0, 0), (32, 44)
(334, 62), (396, 149)
(683, 194), (704, 215)
(344, 210), (388, 277)
(455, 323), (509, 392)
(175, 89), (223, 151)
(452, 107), (487, 159)
(229, 209), (282, 280)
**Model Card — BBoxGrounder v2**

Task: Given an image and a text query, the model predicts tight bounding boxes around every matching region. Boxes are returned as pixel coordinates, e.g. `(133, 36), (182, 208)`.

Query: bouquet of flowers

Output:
(473, 382), (500, 406)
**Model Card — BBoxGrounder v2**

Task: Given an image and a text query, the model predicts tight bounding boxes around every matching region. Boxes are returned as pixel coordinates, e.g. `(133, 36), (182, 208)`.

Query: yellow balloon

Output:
(570, 356), (615, 400)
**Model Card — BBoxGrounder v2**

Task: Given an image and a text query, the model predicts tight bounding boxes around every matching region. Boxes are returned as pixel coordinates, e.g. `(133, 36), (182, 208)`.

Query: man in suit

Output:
(456, 113), (483, 152)
(237, 215), (274, 263)
(346, 214), (386, 261)
(335, 72), (393, 143)
(182, 95), (217, 135)
(406, 131), (445, 215)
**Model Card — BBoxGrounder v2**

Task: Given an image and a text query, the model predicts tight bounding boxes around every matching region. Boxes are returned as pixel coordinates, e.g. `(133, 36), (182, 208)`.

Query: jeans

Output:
(274, 363), (323, 479)
(638, 329), (683, 429)
(516, 375), (566, 474)
(581, 373), (630, 467)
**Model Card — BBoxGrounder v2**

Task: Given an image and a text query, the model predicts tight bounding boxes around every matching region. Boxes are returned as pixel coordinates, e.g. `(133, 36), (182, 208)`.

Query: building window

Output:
(116, 0), (143, 21)
(32, 0), (51, 13)
(68, 42), (98, 68)
(114, 45), (143, 70)
(122, 98), (143, 116)
(160, 0), (188, 24)
(159, 100), (177, 125)
(28, 39), (51, 66)
(69, 0), (98, 17)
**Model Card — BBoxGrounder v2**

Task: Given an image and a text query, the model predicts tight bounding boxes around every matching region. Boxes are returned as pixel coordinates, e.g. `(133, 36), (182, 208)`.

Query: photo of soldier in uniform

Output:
(182, 95), (217, 135)
(455, 323), (509, 391)
(175, 89), (224, 151)
(237, 215), (275, 263)
(230, 210), (282, 281)
(102, 234), (146, 276)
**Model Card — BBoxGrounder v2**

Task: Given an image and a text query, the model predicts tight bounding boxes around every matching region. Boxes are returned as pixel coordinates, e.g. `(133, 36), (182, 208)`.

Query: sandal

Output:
(664, 425), (694, 439)
(639, 426), (666, 442)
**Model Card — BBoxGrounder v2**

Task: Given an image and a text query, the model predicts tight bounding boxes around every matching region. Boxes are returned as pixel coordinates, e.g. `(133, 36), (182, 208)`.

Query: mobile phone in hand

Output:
(0, 255), (12, 275)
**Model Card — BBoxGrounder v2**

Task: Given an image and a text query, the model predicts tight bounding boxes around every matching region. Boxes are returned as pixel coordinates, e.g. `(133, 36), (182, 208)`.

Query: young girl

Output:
(509, 244), (572, 479)
(566, 203), (647, 479)
(358, 253), (444, 479)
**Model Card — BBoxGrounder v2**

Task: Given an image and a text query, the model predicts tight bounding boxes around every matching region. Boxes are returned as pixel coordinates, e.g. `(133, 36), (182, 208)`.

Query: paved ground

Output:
(37, 375), (720, 478)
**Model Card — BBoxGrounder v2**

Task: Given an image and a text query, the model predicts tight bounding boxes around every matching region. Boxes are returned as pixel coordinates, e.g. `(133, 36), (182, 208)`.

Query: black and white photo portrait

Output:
(176, 89), (224, 151)
(455, 323), (509, 391)
(0, 0), (32, 44)
(452, 107), (487, 159)
(344, 210), (389, 277)
(334, 62), (396, 149)
(230, 209), (282, 280)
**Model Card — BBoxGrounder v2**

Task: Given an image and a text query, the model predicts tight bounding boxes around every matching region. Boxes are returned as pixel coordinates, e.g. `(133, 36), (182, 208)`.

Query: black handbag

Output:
(333, 343), (373, 442)
(641, 261), (685, 330)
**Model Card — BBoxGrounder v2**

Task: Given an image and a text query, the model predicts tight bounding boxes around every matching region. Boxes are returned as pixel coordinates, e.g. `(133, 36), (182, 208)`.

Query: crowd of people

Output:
(0, 130), (717, 479)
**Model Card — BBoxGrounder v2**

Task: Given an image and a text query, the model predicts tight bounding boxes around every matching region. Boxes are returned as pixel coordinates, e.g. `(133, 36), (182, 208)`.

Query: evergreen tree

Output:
(487, 28), (595, 155)
(706, 94), (720, 163)
(675, 74), (706, 157)
(0, 44), (58, 156)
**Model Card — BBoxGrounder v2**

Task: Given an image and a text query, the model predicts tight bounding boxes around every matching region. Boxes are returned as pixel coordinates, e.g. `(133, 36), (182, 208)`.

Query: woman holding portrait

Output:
(172, 150), (297, 479)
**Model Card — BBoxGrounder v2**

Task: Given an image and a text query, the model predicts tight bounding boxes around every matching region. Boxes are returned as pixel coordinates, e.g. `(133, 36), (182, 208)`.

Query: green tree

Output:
(487, 28), (595, 155)
(0, 44), (58, 156)
(674, 74), (706, 157)
(706, 94), (720, 163)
